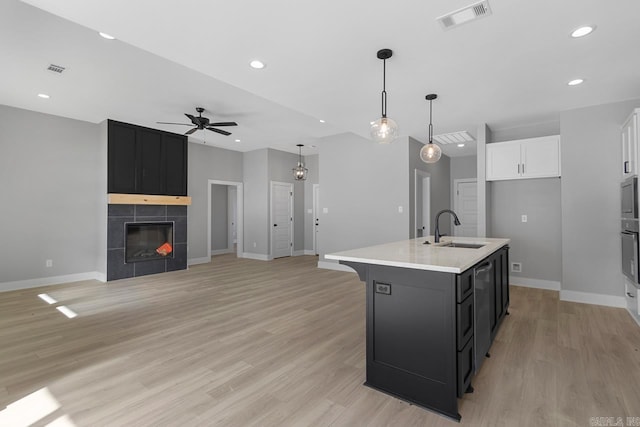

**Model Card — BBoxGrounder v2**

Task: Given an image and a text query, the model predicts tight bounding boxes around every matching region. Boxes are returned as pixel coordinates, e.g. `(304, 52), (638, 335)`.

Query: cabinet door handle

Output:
(628, 292), (636, 298)
(517, 164), (520, 174)
(522, 163), (525, 174)
(625, 161), (630, 174)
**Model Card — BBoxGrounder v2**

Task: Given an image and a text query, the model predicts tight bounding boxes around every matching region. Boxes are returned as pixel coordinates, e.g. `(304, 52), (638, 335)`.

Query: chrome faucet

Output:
(434, 209), (461, 243)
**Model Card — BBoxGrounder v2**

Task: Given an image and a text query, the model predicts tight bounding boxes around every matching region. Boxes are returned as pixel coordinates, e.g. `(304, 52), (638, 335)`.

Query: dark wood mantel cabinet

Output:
(108, 120), (188, 196)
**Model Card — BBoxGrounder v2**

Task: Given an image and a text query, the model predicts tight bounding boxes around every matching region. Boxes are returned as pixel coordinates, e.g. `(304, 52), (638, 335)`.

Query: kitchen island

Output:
(326, 236), (510, 421)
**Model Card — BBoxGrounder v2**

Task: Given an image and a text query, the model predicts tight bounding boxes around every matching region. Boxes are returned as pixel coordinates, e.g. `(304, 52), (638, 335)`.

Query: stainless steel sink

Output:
(441, 242), (486, 249)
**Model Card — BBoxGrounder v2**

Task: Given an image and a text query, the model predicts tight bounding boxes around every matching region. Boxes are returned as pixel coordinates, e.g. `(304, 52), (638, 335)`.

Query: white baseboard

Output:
(242, 252), (270, 261)
(0, 271), (103, 293)
(303, 250), (316, 255)
(188, 257), (211, 266)
(626, 308), (640, 327)
(560, 290), (626, 308)
(317, 261), (356, 273)
(210, 249), (233, 256)
(510, 277), (561, 291)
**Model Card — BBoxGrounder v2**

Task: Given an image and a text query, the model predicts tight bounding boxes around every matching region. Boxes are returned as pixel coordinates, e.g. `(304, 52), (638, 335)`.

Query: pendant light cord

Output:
(381, 58), (387, 118)
(428, 98), (433, 143)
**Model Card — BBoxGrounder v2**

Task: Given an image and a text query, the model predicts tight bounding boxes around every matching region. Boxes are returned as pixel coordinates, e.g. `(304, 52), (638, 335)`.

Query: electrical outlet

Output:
(521, 215), (527, 223)
(511, 262), (522, 273)
(253, 242), (257, 248)
(46, 259), (53, 268)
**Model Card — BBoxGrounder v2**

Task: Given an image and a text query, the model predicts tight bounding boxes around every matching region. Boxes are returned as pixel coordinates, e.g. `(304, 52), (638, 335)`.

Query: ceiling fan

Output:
(157, 107), (238, 136)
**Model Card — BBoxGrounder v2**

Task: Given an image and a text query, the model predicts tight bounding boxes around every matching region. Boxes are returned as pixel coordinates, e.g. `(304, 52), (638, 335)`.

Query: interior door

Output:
(313, 184), (320, 255)
(271, 181), (293, 258)
(454, 180), (478, 237)
(414, 170), (430, 238)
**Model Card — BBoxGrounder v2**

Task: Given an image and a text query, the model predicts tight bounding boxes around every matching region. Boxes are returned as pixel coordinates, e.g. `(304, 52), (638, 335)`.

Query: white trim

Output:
(188, 257), (211, 266)
(0, 272), (103, 292)
(317, 261), (357, 273)
(304, 250), (316, 255)
(207, 179), (244, 262)
(292, 250), (306, 256)
(242, 252), (271, 261)
(414, 169), (430, 238)
(452, 178), (477, 236)
(210, 249), (233, 256)
(510, 277), (561, 291)
(560, 290), (626, 308)
(270, 181), (294, 258)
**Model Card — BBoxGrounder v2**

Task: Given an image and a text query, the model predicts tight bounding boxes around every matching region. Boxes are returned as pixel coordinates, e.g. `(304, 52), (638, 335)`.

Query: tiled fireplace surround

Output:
(107, 204), (187, 281)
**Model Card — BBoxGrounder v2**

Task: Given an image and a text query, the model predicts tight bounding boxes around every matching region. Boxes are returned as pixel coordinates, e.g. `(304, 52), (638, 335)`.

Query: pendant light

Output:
(292, 144), (308, 180)
(370, 49), (399, 144)
(420, 94), (442, 163)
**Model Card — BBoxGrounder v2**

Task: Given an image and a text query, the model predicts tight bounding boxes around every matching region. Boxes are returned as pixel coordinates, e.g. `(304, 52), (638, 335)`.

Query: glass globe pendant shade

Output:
(370, 117), (399, 144)
(420, 142), (442, 163)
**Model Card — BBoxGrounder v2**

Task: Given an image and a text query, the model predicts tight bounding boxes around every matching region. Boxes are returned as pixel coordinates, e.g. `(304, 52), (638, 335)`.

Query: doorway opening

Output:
(312, 184), (320, 255)
(207, 180), (243, 260)
(414, 170), (431, 238)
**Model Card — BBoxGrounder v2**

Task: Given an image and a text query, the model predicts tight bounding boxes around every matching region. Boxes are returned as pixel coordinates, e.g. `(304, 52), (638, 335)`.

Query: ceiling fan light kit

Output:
(370, 48), (399, 144)
(420, 94), (443, 163)
(292, 144), (308, 181)
(157, 107), (238, 138)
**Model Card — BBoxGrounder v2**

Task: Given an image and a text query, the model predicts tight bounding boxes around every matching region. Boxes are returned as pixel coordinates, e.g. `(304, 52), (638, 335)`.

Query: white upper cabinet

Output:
(621, 108), (639, 178)
(486, 135), (561, 181)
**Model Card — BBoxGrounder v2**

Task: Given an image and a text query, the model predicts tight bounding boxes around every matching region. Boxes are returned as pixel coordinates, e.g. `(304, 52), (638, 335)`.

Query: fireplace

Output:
(125, 222), (174, 263)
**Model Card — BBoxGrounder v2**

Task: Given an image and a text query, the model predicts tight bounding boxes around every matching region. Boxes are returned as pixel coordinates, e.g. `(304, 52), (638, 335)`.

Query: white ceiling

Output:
(4, 0), (640, 157)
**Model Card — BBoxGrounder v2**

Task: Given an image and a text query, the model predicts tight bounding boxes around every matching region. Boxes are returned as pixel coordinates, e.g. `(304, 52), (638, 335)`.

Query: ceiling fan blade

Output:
(209, 122), (238, 127)
(185, 113), (196, 123)
(157, 122), (193, 126)
(185, 127), (198, 135)
(207, 127), (231, 136)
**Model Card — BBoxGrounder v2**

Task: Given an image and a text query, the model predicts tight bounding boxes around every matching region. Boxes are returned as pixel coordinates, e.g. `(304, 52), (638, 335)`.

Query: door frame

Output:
(312, 183), (320, 255)
(452, 178), (477, 236)
(207, 179), (244, 259)
(414, 169), (431, 239)
(270, 181), (294, 258)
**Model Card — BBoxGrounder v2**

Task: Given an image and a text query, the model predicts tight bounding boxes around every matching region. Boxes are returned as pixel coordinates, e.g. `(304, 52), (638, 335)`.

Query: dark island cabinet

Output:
(108, 120), (188, 196)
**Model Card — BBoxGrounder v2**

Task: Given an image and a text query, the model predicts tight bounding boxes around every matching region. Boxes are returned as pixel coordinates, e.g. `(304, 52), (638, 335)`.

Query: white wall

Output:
(0, 105), (103, 287)
(304, 155), (319, 253)
(560, 98), (640, 300)
(211, 184), (229, 252)
(242, 149), (269, 256)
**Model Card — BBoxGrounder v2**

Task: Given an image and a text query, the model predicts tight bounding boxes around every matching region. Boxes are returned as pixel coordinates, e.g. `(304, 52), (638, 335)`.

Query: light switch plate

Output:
(521, 215), (527, 223)
(398, 206), (403, 213)
(323, 207), (328, 214)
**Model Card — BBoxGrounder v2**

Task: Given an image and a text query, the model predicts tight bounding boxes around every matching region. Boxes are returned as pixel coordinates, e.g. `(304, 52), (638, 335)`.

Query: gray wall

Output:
(318, 133), (410, 262)
(242, 149), (269, 256)
(450, 156), (477, 181)
(560, 99), (640, 296)
(188, 142), (243, 260)
(304, 154), (319, 252)
(267, 149), (306, 252)
(211, 184), (229, 251)
(490, 178), (562, 282)
(0, 105), (103, 284)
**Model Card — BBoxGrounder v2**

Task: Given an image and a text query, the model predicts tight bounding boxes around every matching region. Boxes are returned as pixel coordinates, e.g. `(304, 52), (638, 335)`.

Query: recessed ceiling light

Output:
(235, 139), (241, 142)
(568, 78), (584, 86)
(319, 119), (325, 123)
(457, 143), (465, 147)
(571, 26), (595, 38)
(99, 32), (115, 40)
(37, 93), (50, 99)
(250, 60), (265, 69)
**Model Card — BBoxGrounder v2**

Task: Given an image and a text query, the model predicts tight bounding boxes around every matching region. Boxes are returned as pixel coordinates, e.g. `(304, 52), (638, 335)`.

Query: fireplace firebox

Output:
(125, 222), (174, 263)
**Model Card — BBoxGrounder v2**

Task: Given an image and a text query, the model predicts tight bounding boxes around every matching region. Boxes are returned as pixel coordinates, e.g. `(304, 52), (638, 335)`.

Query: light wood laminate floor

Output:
(1, 254), (639, 426)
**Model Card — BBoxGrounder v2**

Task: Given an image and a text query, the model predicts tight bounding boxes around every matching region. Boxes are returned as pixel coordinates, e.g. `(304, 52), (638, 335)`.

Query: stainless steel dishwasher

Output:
(473, 260), (492, 373)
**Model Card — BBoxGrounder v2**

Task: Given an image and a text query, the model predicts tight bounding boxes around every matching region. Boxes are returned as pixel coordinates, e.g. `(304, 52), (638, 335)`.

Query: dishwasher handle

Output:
(474, 261), (493, 275)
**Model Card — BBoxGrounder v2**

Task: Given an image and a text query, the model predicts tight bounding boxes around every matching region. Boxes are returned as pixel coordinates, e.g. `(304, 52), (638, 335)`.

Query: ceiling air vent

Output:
(436, 1), (492, 30)
(433, 131), (475, 145)
(47, 64), (66, 74)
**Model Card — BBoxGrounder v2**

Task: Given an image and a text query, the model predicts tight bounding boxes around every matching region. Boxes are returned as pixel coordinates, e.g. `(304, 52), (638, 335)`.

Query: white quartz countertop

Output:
(325, 236), (510, 274)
